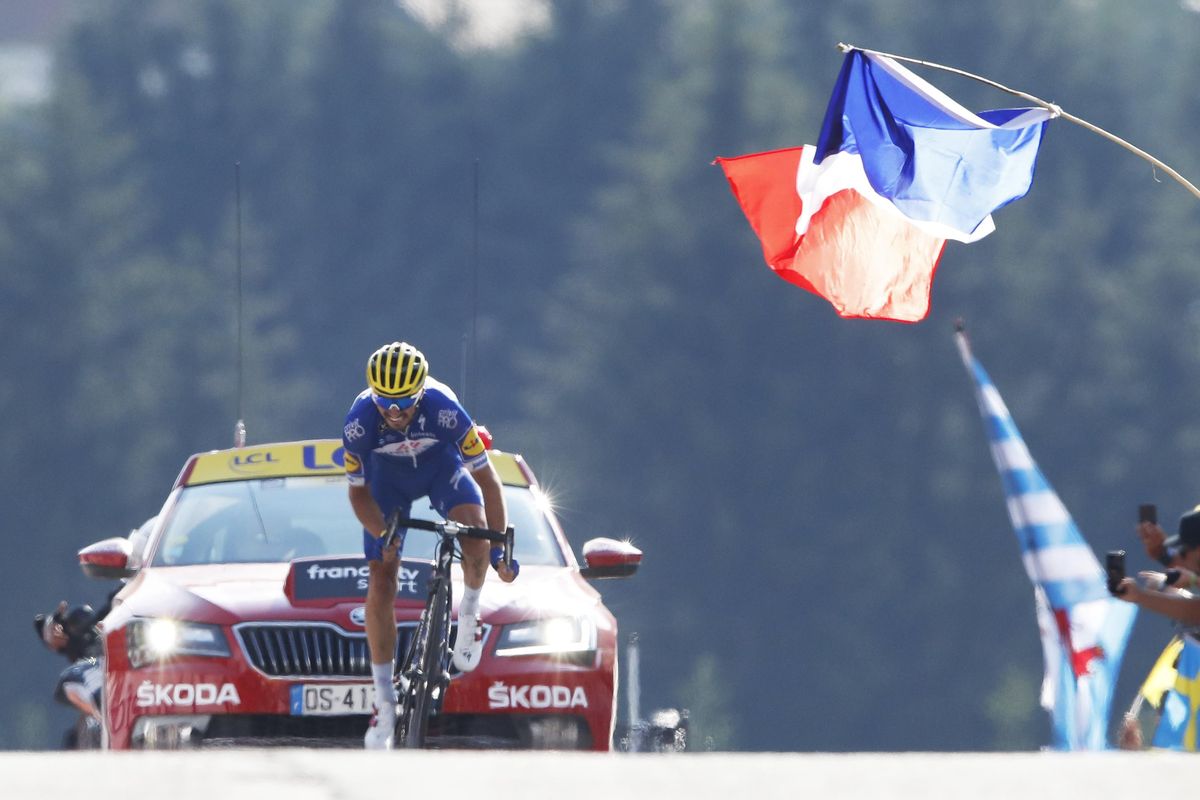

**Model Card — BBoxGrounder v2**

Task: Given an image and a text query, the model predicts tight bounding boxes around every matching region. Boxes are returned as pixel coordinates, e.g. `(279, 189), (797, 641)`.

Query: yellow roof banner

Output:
(181, 439), (529, 487)
(184, 440), (347, 485)
(490, 450), (530, 487)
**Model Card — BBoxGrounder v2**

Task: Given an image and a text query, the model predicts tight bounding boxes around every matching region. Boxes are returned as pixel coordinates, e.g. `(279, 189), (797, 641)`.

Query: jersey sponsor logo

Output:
(344, 419), (366, 441)
(343, 452), (361, 473)
(376, 439), (438, 459)
(487, 682), (588, 710)
(136, 681), (241, 708)
(459, 428), (485, 459)
(437, 409), (459, 429)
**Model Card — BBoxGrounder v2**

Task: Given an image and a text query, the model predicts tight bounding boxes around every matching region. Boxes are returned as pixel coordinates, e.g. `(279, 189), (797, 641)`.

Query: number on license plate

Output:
(289, 684), (376, 716)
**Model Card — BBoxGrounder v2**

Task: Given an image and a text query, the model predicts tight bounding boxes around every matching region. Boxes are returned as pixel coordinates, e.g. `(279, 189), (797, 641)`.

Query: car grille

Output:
(235, 621), (426, 678)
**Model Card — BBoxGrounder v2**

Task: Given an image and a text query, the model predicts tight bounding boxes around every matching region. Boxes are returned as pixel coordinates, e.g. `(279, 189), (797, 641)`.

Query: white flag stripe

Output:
(1065, 598), (1110, 650)
(1022, 544), (1103, 584)
(1007, 491), (1069, 528)
(990, 438), (1035, 471)
(980, 384), (1012, 419)
(793, 148), (996, 243)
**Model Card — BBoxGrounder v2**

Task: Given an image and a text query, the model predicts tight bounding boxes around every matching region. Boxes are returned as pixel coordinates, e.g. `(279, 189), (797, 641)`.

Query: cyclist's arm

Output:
(348, 484), (386, 539)
(342, 423), (386, 538)
(471, 460), (507, 536)
(455, 423), (505, 534)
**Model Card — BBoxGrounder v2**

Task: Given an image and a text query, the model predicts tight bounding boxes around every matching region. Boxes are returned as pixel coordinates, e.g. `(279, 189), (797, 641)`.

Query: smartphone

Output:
(1106, 550), (1127, 594)
(1139, 504), (1158, 524)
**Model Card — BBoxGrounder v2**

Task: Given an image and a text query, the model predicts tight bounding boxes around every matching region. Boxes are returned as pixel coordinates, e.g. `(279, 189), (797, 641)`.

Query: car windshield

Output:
(150, 475), (567, 568)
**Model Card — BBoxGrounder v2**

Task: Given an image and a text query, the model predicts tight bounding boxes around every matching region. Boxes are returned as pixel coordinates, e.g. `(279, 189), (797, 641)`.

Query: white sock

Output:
(459, 586), (481, 620)
(371, 662), (396, 706)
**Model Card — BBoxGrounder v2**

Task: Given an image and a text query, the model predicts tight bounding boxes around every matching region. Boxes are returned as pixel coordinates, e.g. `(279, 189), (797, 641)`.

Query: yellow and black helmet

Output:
(366, 341), (428, 402)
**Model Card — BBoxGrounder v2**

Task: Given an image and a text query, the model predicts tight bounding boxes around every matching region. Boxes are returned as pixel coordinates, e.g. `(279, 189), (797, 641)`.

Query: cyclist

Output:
(343, 341), (516, 750)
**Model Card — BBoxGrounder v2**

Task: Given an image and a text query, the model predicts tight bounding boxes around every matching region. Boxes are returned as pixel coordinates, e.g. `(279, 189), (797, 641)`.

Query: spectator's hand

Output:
(1118, 713), (1143, 750)
(1136, 521), (1168, 562)
(41, 601), (69, 651)
(1113, 576), (1138, 601)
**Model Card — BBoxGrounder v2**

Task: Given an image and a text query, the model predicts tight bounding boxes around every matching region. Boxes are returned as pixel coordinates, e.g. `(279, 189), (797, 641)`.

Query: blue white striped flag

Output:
(956, 329), (1137, 749)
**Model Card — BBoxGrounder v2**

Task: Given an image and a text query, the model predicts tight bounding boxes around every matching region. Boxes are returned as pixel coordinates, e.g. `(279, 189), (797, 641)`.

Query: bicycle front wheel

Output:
(395, 579), (450, 748)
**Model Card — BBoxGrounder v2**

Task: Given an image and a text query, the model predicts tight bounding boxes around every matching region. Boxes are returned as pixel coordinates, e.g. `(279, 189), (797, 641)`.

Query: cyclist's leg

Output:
(364, 490), (408, 672)
(427, 457), (488, 590)
(363, 485), (412, 748)
(428, 458), (488, 672)
(365, 534), (400, 675)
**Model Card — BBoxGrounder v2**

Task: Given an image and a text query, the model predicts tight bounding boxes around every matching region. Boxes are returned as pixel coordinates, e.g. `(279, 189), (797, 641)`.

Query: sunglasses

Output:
(373, 391), (422, 413)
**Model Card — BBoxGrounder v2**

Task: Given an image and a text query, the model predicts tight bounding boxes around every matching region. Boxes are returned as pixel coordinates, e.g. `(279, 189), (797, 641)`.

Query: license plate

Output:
(289, 684), (376, 716)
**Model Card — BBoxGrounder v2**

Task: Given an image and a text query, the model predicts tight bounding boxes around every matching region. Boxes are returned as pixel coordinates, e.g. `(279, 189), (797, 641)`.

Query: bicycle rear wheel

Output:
(395, 578), (450, 748)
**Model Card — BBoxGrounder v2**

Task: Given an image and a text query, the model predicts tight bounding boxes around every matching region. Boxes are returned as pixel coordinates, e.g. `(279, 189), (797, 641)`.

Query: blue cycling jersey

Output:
(343, 377), (489, 560)
(341, 377), (489, 487)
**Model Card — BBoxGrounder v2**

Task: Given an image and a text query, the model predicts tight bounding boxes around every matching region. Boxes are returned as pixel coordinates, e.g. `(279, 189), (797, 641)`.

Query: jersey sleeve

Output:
(342, 399), (372, 487)
(424, 382), (489, 472)
(456, 425), (489, 472)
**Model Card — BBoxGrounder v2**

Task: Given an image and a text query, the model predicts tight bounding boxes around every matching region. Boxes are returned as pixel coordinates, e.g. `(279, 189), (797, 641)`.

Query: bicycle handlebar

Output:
(383, 514), (514, 568)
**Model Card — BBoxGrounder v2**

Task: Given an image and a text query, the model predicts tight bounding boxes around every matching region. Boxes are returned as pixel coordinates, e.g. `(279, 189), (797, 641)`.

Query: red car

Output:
(79, 439), (642, 750)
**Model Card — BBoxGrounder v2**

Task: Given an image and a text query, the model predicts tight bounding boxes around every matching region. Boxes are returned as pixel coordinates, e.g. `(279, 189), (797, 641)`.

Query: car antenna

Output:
(233, 162), (247, 448)
(460, 159), (480, 408)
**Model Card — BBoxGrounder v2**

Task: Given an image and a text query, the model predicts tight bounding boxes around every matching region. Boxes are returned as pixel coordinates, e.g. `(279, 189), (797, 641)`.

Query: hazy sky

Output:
(400, 0), (549, 48)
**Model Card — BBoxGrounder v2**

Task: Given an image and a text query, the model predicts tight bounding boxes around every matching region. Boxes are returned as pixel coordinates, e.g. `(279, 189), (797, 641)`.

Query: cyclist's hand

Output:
(490, 546), (520, 583)
(380, 531), (401, 563)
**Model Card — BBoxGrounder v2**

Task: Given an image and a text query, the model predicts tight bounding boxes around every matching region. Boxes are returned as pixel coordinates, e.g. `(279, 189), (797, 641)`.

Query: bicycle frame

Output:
(394, 535), (453, 747)
(385, 513), (514, 749)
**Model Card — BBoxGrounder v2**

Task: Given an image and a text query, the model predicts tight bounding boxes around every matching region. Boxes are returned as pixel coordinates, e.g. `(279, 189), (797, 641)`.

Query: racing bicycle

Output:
(381, 512), (515, 748)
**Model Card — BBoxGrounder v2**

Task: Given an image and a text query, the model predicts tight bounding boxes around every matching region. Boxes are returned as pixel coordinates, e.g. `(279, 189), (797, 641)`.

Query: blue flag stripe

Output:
(1001, 467), (1051, 497)
(816, 51), (1050, 236)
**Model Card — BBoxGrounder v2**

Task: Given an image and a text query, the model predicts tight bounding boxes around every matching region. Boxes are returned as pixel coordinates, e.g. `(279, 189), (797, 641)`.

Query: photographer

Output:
(1113, 508), (1200, 624)
(33, 591), (116, 748)
(1112, 507), (1200, 750)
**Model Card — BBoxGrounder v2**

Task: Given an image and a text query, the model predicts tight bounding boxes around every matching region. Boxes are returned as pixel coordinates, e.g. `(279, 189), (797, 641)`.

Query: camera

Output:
(1106, 550), (1126, 595)
(1138, 504), (1158, 524)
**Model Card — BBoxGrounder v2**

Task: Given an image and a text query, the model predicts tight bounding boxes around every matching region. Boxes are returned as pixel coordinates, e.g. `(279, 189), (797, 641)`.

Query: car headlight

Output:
(127, 618), (230, 669)
(494, 617), (596, 657)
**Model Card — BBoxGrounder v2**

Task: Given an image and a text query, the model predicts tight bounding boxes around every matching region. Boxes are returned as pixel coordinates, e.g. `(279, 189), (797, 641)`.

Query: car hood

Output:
(118, 562), (601, 626)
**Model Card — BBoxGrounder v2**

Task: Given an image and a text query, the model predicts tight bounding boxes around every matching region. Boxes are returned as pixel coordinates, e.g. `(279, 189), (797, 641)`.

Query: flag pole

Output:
(838, 43), (1200, 202)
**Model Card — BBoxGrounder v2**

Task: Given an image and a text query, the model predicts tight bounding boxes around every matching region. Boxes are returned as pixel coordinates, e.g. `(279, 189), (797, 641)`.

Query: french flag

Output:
(717, 50), (1052, 322)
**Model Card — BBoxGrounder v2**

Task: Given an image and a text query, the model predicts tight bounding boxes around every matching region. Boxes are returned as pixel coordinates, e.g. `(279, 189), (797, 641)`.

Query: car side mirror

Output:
(79, 537), (137, 580)
(579, 537), (642, 579)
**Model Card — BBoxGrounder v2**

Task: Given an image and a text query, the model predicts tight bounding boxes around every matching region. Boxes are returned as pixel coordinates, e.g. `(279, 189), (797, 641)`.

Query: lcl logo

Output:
(228, 451), (279, 474)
